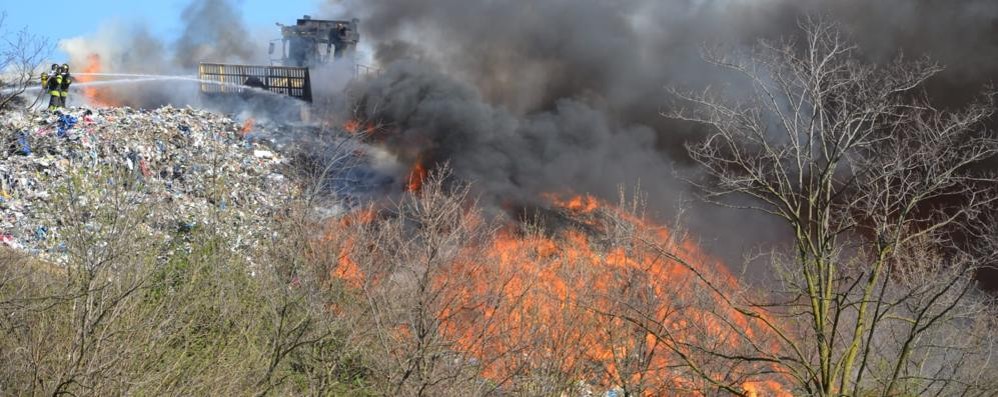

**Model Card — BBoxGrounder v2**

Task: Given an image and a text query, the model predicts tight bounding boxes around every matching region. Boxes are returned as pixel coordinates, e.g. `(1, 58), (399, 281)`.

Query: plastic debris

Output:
(0, 106), (294, 263)
(1, 232), (19, 249)
(56, 113), (78, 138)
(253, 150), (275, 159)
(17, 132), (30, 155)
(34, 226), (47, 240)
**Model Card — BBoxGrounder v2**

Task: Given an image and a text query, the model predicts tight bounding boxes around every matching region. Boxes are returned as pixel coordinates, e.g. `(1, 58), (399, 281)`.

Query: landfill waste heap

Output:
(0, 106), (293, 263)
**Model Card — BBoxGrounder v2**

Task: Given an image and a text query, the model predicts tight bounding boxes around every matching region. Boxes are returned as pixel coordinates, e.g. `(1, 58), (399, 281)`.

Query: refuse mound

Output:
(0, 106), (293, 263)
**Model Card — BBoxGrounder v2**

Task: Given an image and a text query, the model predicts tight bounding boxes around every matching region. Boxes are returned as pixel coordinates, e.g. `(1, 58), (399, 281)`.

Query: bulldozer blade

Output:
(198, 63), (312, 103)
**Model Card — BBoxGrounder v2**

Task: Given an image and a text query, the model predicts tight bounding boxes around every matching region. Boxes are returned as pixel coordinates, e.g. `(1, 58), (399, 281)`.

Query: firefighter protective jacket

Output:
(59, 73), (72, 96)
(46, 74), (62, 96)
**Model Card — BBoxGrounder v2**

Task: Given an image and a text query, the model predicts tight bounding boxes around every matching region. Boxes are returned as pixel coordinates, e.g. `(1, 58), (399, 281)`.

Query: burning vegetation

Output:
(405, 158), (427, 192)
(317, 174), (791, 395)
(6, 1), (998, 396)
(292, 17), (998, 396)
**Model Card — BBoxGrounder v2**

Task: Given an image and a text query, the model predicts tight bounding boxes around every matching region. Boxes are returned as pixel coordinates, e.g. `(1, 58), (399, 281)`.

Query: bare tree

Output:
(0, 137), (373, 396)
(0, 165), (168, 396)
(332, 168), (507, 396)
(657, 18), (998, 396)
(0, 12), (49, 110)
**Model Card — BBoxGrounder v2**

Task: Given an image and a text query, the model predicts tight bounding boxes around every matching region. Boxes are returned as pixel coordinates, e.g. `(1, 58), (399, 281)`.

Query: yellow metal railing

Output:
(197, 63), (312, 102)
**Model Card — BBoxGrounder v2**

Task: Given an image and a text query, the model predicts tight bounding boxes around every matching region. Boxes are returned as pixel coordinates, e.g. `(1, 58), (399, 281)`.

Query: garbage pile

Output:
(0, 106), (294, 263)
(246, 119), (401, 208)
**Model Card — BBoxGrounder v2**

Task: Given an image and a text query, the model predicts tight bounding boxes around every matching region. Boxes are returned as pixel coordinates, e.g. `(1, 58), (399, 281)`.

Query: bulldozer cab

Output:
(277, 16), (360, 68)
(198, 15), (359, 108)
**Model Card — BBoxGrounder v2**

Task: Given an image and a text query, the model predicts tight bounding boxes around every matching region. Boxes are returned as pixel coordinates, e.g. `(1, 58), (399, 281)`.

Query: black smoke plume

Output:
(173, 0), (258, 69)
(321, 0), (998, 262)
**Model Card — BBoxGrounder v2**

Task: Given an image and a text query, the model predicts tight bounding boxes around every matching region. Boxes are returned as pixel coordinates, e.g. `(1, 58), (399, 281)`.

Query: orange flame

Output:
(544, 193), (600, 214)
(743, 380), (789, 397)
(316, 208), (378, 289)
(240, 118), (256, 135)
(343, 119), (361, 134)
(76, 54), (118, 106)
(343, 118), (381, 138)
(327, 194), (791, 395)
(334, 237), (365, 289)
(406, 159), (428, 192)
(339, 207), (376, 227)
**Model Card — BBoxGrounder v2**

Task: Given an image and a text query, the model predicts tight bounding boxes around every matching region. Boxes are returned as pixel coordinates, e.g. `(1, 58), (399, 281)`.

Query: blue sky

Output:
(2, 0), (322, 61)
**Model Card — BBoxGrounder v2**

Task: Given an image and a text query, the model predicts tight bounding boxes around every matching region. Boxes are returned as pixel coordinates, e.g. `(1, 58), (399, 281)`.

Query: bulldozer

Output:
(197, 16), (360, 106)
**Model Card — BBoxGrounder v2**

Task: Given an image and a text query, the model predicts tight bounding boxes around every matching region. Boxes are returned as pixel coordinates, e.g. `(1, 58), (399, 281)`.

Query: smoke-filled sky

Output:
(23, 0), (998, 266)
(314, 0), (998, 261)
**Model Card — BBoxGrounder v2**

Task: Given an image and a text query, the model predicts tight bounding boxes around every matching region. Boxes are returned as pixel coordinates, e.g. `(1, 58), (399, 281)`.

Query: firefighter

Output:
(40, 64), (57, 91)
(58, 64), (72, 108)
(46, 65), (63, 111)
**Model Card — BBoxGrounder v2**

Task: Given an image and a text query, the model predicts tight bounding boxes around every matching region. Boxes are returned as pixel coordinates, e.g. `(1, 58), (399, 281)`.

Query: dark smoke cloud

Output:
(173, 0), (258, 69)
(321, 0), (998, 261)
(332, 0), (998, 139)
(58, 0), (998, 262)
(350, 62), (670, 207)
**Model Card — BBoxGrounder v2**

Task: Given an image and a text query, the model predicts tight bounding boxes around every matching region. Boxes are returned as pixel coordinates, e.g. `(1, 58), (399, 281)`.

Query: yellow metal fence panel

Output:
(197, 63), (312, 102)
